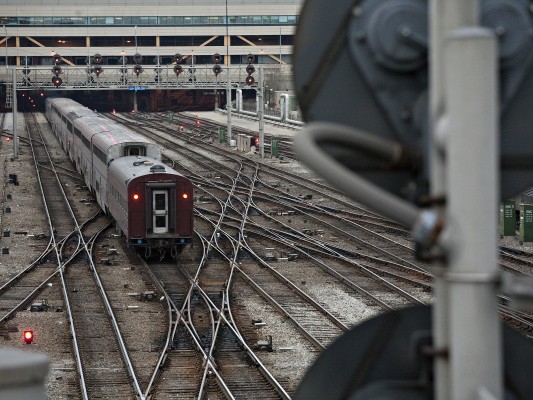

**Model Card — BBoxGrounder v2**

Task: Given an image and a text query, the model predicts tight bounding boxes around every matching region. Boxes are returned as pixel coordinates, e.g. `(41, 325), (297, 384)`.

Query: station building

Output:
(0, 0), (302, 111)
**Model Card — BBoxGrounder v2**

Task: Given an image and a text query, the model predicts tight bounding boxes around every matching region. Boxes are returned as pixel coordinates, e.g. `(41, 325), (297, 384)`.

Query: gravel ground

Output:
(1, 111), (530, 399)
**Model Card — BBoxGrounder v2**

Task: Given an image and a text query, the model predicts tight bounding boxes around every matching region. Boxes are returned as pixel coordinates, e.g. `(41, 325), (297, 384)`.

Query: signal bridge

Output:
(6, 64), (259, 91)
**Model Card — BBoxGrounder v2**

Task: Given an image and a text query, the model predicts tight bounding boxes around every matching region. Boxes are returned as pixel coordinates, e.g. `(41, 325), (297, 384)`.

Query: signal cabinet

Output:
(520, 204), (533, 243)
(499, 199), (516, 236)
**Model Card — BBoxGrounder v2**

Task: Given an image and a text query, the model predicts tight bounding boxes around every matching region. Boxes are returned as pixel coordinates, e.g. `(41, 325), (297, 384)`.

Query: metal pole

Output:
(279, 27), (282, 65)
(225, 0), (232, 144)
(430, 1), (479, 398)
(445, 27), (502, 399)
(258, 66), (264, 158)
(12, 68), (18, 158)
(3, 26), (7, 69)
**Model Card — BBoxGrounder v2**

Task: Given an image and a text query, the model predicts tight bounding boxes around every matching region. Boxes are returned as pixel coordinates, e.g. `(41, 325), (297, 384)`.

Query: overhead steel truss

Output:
(7, 64), (259, 91)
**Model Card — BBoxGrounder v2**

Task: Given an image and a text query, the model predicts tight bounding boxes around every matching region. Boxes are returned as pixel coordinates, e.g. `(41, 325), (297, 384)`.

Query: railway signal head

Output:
(245, 64), (255, 75)
(245, 63), (256, 86)
(52, 76), (62, 87)
(174, 53), (183, 64)
(23, 330), (34, 344)
(245, 75), (255, 86)
(94, 66), (103, 76)
(247, 53), (255, 64)
(93, 53), (102, 64)
(212, 53), (222, 64)
(52, 66), (61, 76)
(52, 54), (61, 64)
(212, 64), (222, 76)
(173, 65), (183, 75)
(195, 119), (200, 127)
(134, 65), (143, 76)
(133, 53), (143, 64)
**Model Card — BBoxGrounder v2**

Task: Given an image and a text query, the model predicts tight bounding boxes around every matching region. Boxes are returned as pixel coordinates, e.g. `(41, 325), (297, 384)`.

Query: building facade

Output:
(0, 0), (302, 68)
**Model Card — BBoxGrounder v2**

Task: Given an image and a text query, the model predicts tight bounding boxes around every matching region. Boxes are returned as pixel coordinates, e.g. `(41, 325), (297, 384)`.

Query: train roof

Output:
(108, 156), (185, 183)
(87, 121), (157, 149)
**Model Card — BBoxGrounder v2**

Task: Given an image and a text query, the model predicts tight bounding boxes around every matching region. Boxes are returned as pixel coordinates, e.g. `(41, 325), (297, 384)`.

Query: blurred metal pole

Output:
(445, 27), (502, 399)
(430, 1), (478, 398)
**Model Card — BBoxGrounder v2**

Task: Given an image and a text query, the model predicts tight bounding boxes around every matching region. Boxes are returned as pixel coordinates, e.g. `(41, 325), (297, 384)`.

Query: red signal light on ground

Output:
(133, 194), (140, 200)
(23, 330), (34, 344)
(195, 120), (200, 126)
(6, 137), (11, 142)
(255, 137), (260, 146)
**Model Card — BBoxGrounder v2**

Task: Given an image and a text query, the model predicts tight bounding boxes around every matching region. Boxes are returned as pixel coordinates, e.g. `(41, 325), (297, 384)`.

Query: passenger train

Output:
(45, 97), (193, 258)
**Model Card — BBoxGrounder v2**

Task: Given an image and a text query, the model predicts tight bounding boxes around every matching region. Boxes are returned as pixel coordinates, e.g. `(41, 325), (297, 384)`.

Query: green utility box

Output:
(218, 127), (226, 143)
(271, 138), (279, 158)
(520, 204), (533, 242)
(168, 111), (174, 122)
(499, 199), (516, 236)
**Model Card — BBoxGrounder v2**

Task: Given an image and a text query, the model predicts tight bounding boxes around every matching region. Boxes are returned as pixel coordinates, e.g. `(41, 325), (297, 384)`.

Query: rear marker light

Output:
(133, 194), (140, 200)
(182, 194), (188, 199)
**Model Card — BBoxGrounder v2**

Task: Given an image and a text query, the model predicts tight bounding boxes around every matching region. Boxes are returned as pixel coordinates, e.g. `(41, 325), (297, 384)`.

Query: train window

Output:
(124, 146), (146, 156)
(82, 136), (90, 148)
(153, 190), (169, 234)
(67, 121), (73, 132)
(94, 146), (107, 163)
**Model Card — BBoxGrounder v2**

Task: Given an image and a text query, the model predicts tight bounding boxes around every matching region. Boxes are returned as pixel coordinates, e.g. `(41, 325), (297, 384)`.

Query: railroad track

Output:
(108, 110), (533, 394)
(23, 111), (145, 399)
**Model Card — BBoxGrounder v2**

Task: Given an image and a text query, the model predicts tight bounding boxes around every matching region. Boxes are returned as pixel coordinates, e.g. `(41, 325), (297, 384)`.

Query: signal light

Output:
(134, 65), (143, 76)
(212, 64), (222, 76)
(174, 53), (183, 64)
(52, 66), (61, 76)
(6, 137), (11, 142)
(23, 330), (34, 344)
(93, 53), (102, 64)
(182, 193), (188, 199)
(133, 194), (140, 200)
(178, 125), (185, 132)
(245, 76), (255, 86)
(245, 62), (255, 86)
(195, 120), (200, 127)
(52, 54), (61, 64)
(247, 53), (255, 64)
(212, 53), (222, 64)
(39, 90), (45, 97)
(173, 65), (183, 75)
(255, 137), (260, 146)
(246, 64), (255, 75)
(94, 66), (103, 76)
(133, 53), (143, 64)
(52, 76), (62, 87)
